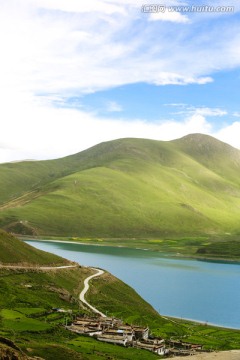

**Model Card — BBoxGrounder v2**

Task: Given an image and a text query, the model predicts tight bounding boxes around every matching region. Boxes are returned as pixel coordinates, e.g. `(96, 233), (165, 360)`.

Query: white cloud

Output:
(0, 97), (215, 163)
(106, 101), (123, 112)
(0, 0), (240, 163)
(149, 10), (190, 23)
(214, 122), (240, 149)
(166, 105), (227, 118)
(152, 73), (213, 86)
(233, 112), (240, 117)
(33, 0), (126, 15)
(192, 107), (227, 117)
(0, 0), (239, 97)
(1, 94), (240, 164)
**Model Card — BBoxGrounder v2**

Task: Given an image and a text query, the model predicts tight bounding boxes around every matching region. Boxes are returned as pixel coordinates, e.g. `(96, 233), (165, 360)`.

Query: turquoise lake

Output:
(26, 240), (240, 329)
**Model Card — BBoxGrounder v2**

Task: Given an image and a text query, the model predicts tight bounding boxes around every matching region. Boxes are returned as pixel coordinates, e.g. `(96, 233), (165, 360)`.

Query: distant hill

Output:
(0, 134), (240, 239)
(0, 230), (69, 265)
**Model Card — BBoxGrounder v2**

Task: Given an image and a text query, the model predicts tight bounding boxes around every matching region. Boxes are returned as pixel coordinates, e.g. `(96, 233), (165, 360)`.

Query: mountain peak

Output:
(173, 133), (240, 158)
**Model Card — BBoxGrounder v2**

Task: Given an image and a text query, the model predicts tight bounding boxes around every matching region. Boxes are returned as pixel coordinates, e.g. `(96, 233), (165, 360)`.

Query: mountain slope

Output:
(0, 134), (240, 238)
(0, 229), (69, 265)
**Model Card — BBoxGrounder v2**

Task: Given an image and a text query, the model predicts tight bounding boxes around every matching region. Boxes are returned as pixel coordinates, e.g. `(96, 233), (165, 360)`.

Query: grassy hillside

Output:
(1, 134), (240, 242)
(1, 264), (240, 357)
(0, 229), (69, 265)
(1, 231), (240, 358)
(0, 230), (162, 359)
(0, 232), (163, 358)
(173, 134), (240, 186)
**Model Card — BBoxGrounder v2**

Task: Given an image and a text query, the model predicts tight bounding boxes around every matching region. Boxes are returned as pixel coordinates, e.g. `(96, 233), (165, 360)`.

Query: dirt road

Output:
(79, 267), (106, 317)
(0, 264), (78, 270)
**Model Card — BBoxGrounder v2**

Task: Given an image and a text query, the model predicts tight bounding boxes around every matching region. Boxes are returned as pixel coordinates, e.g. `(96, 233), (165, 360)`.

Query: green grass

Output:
(0, 229), (70, 265)
(0, 266), (92, 309)
(196, 240), (240, 259)
(19, 335), (161, 360)
(14, 307), (46, 315)
(67, 336), (160, 360)
(1, 309), (51, 331)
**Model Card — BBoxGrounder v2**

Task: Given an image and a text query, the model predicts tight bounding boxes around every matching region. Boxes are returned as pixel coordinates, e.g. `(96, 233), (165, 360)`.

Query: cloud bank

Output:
(0, 0), (240, 162)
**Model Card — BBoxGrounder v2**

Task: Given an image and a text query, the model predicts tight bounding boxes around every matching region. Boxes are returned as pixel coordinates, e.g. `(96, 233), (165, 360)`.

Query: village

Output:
(66, 314), (203, 357)
(61, 267), (205, 357)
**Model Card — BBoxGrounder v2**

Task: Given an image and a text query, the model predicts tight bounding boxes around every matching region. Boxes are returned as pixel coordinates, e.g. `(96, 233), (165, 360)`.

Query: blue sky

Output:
(0, 0), (240, 162)
(77, 70), (239, 128)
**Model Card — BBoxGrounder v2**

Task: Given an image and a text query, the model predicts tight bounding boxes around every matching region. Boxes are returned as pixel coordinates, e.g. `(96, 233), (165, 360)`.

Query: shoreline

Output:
(22, 237), (240, 332)
(163, 314), (240, 331)
(22, 237), (240, 264)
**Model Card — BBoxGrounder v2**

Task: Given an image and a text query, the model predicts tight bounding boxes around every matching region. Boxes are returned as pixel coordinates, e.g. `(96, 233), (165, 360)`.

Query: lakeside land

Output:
(1, 230), (240, 359)
(21, 235), (240, 262)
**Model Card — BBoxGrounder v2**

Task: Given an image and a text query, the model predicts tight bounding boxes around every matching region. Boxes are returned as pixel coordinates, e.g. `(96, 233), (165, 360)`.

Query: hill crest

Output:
(1, 134), (240, 239)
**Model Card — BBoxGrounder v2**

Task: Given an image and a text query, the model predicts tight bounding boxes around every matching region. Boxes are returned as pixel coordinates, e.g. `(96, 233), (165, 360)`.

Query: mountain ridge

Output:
(0, 134), (240, 239)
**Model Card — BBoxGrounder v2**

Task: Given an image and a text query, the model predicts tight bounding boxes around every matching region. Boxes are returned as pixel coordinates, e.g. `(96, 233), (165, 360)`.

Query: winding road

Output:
(0, 262), (105, 317)
(79, 267), (106, 317)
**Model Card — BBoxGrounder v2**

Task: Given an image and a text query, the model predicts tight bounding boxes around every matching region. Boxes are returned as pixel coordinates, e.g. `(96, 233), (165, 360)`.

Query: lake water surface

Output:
(26, 240), (240, 329)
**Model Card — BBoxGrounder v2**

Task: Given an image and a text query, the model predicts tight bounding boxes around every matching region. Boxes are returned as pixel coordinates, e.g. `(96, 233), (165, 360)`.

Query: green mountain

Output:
(0, 133), (240, 239)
